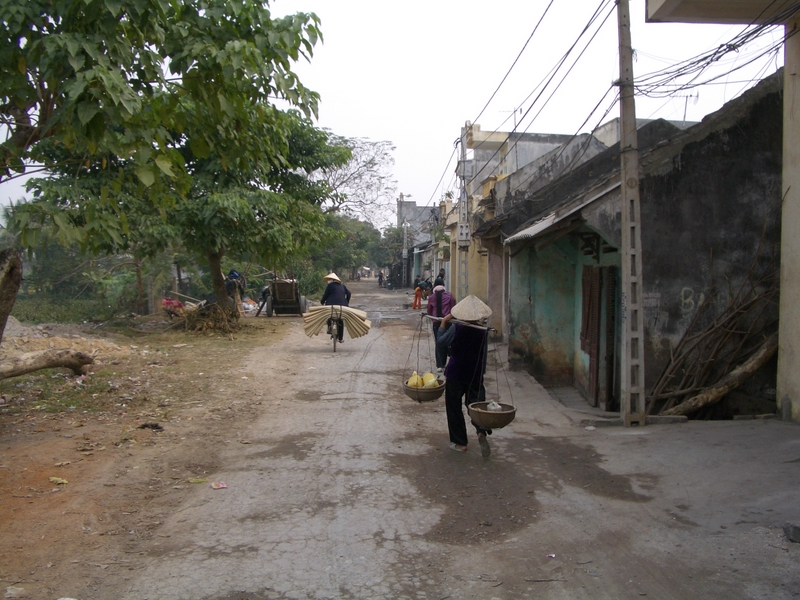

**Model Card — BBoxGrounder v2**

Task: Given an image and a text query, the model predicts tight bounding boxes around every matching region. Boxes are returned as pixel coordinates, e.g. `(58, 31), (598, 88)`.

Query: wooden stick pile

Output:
(303, 305), (372, 339)
(647, 236), (779, 417)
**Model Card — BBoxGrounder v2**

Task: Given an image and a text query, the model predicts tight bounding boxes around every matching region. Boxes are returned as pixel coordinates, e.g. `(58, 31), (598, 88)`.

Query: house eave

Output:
(504, 181), (621, 246)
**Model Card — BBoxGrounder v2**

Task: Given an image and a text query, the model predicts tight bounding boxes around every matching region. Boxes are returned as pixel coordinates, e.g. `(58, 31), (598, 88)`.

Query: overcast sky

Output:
(272, 0), (784, 228)
(1, 1), (784, 228)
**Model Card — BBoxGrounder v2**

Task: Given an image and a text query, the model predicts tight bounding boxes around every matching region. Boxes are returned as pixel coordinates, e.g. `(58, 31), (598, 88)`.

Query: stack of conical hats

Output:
(302, 305), (371, 339)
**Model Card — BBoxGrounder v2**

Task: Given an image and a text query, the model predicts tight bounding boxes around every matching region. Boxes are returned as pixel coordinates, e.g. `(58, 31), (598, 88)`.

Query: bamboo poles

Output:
(302, 305), (371, 339)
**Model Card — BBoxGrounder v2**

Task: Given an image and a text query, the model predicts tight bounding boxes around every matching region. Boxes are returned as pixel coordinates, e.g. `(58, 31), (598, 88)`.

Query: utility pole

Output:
(457, 123), (471, 300)
(402, 220), (408, 288)
(617, 0), (646, 426)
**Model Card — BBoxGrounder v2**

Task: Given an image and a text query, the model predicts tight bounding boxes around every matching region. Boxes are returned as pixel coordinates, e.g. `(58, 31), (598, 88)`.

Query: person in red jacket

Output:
(411, 283), (423, 309)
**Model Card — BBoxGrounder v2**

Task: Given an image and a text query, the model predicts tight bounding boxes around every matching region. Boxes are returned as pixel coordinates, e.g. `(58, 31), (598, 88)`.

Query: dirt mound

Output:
(0, 317), (130, 360)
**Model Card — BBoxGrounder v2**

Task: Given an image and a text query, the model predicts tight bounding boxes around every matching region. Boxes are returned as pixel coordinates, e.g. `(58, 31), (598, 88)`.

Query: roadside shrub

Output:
(11, 297), (112, 324)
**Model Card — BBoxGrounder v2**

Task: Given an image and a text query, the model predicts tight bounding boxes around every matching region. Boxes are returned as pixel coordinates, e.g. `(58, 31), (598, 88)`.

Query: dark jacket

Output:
(443, 324), (488, 386)
(321, 282), (351, 306)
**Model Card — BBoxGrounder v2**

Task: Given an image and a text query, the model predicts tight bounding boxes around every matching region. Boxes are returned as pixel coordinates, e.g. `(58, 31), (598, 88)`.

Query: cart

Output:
(257, 278), (308, 317)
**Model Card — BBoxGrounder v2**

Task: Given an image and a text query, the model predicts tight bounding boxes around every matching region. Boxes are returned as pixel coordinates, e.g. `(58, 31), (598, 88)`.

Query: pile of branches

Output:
(180, 303), (240, 334)
(647, 251), (779, 418)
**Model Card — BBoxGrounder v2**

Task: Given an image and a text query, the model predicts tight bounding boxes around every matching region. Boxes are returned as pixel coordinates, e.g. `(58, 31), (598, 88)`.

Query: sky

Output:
(1, 0), (785, 227)
(271, 0), (784, 228)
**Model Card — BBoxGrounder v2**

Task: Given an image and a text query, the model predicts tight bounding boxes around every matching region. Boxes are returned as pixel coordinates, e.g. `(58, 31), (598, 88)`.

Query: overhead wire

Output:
(421, 0), (572, 208)
(423, 0), (796, 216)
(471, 0), (556, 126)
(467, 0), (616, 188)
(508, 86), (619, 194)
(470, 0), (614, 156)
(422, 140), (459, 208)
(632, 2), (799, 97)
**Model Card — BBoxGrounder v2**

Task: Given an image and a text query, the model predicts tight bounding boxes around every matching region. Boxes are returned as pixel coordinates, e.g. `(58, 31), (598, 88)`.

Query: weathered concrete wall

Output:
(508, 132), (576, 173)
(484, 238), (505, 338)
(509, 240), (576, 385)
(639, 88), (783, 390)
(495, 135), (609, 213)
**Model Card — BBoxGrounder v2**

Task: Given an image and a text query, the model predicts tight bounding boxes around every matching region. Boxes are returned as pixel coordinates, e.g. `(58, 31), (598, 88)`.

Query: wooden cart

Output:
(257, 278), (308, 317)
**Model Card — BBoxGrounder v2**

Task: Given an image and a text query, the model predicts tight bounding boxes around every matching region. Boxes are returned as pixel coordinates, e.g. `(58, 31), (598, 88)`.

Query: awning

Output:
(504, 212), (559, 246)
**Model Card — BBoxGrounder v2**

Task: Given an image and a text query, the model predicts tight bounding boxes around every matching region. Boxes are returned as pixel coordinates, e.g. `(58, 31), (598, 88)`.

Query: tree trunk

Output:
(662, 332), (778, 416)
(206, 249), (236, 318)
(0, 348), (94, 380)
(135, 256), (147, 315)
(0, 248), (23, 344)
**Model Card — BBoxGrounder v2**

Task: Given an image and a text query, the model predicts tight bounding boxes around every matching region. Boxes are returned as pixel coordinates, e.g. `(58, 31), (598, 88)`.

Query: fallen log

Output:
(662, 332), (778, 417)
(0, 348), (95, 380)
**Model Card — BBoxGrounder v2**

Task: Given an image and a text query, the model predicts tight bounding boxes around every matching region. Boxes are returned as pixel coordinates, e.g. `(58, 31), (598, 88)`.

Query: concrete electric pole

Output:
(617, 0), (646, 426)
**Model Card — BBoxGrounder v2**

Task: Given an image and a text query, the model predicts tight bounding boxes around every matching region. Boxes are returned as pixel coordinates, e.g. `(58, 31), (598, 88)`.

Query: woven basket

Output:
(468, 402), (516, 429)
(403, 379), (445, 402)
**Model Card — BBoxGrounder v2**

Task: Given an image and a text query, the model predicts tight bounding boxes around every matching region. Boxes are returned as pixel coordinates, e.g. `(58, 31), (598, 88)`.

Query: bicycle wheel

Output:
(332, 329), (337, 352)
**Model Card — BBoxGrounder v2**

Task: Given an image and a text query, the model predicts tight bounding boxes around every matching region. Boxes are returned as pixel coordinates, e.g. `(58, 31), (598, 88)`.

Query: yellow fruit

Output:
(423, 378), (439, 388)
(406, 371), (423, 388)
(422, 372), (437, 385)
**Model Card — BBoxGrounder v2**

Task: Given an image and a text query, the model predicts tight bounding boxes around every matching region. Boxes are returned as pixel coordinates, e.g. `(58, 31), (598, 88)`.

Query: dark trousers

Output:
(445, 380), (490, 446)
(327, 318), (344, 342)
(432, 322), (449, 369)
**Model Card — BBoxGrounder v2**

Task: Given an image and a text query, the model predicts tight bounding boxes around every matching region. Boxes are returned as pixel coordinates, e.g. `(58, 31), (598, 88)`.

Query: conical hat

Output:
(323, 272), (341, 283)
(451, 295), (492, 322)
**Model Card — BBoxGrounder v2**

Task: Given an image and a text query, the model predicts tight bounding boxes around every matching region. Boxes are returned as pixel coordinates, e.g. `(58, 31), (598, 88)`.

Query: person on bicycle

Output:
(321, 272), (351, 344)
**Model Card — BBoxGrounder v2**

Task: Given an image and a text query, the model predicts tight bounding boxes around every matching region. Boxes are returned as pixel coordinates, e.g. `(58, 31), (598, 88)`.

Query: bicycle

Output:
(326, 306), (345, 352)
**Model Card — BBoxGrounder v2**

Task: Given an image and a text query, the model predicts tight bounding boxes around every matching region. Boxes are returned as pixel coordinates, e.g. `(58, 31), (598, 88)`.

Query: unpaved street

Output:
(4, 281), (800, 599)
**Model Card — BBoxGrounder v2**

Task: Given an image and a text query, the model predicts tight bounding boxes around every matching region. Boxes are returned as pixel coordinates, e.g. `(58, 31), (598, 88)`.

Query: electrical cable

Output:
(422, 140), (459, 208)
(468, 0), (616, 187)
(423, 0), (612, 206)
(472, 0), (556, 126)
(509, 86), (619, 194)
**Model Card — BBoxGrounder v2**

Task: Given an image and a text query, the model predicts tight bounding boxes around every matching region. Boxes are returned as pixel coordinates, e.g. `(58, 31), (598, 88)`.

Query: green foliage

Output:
(371, 226), (404, 268)
(302, 214), (381, 280)
(11, 296), (111, 323)
(0, 0), (322, 188)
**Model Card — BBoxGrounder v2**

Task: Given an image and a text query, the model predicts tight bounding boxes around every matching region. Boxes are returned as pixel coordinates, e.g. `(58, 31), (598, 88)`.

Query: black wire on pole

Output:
(471, 0), (556, 126)
(467, 0), (616, 188)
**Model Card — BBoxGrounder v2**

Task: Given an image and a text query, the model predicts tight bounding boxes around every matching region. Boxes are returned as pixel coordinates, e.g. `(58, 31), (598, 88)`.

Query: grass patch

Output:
(12, 297), (113, 324)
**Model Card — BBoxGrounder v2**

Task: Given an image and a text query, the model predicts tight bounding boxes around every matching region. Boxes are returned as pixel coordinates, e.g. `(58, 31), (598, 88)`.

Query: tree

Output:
(0, 0), (334, 376)
(371, 226), (405, 269)
(11, 110), (350, 318)
(311, 137), (397, 227)
(0, 0), (321, 188)
(306, 214), (380, 279)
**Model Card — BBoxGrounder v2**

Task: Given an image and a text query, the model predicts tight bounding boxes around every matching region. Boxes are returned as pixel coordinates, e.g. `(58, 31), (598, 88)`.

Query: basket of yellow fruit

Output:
(403, 371), (445, 402)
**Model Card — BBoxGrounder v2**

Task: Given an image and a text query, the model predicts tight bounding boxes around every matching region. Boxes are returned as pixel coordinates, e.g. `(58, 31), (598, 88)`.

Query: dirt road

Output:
(2, 281), (799, 599)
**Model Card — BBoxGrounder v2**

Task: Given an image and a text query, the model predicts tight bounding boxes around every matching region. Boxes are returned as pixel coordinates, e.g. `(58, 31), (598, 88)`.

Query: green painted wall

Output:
(508, 239), (576, 385)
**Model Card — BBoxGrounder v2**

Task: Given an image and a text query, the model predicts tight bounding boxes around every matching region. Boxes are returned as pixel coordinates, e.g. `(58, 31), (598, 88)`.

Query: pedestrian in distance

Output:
(427, 283), (456, 371)
(436, 295), (493, 457)
(411, 276), (423, 310)
(321, 272), (351, 344)
(434, 267), (446, 288)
